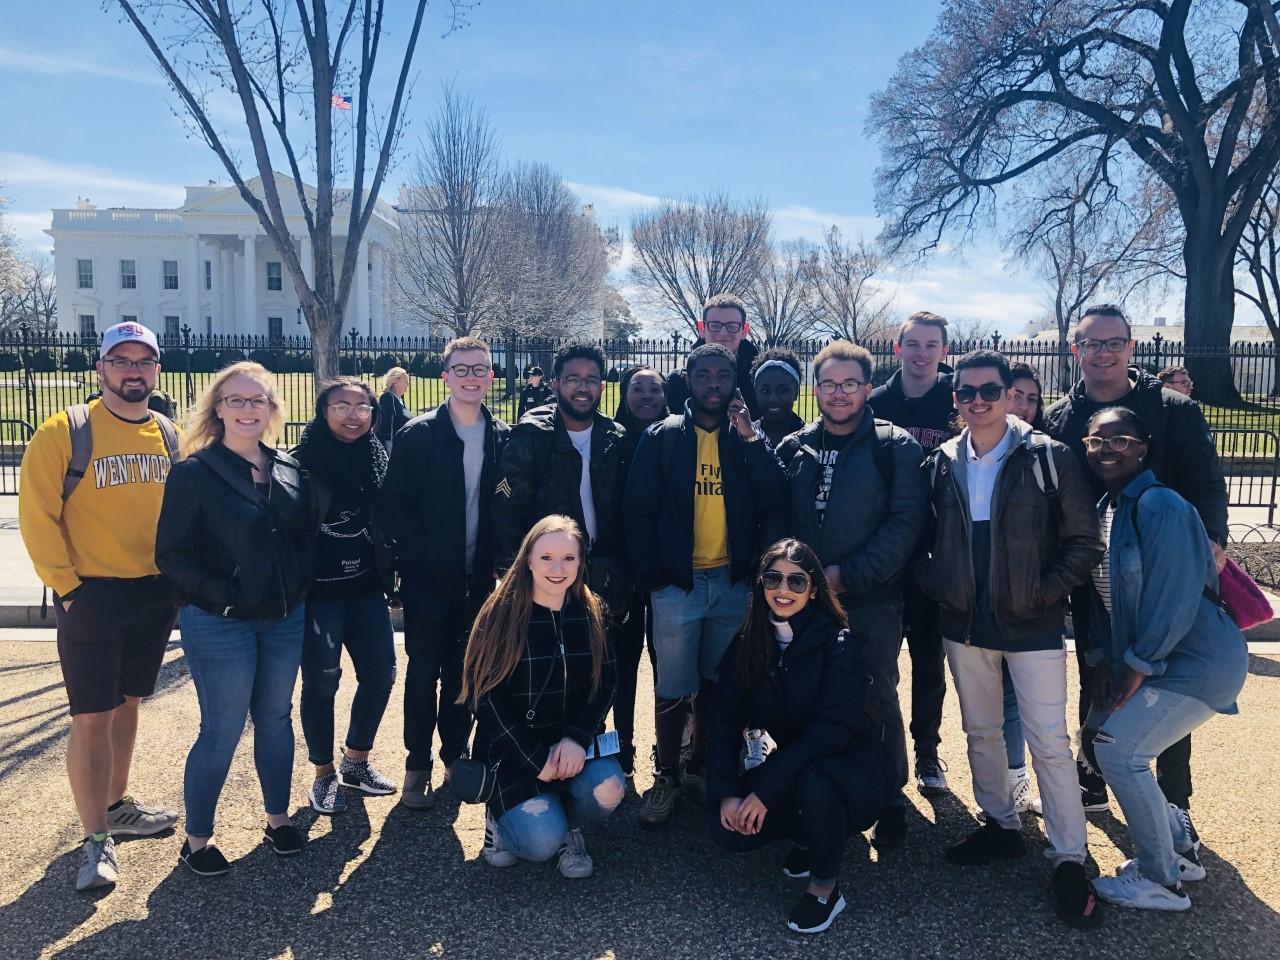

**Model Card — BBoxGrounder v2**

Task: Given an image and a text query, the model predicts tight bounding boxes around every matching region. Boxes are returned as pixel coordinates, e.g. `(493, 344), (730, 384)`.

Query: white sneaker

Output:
(1119, 852), (1206, 884)
(557, 827), (593, 879)
(1093, 867), (1190, 911)
(481, 812), (516, 868)
(75, 835), (118, 891)
(1008, 767), (1031, 814)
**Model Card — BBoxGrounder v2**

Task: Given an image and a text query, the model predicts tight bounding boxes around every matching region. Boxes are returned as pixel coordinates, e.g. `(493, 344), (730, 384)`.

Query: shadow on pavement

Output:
(1247, 653), (1280, 678)
(3, 849), (107, 960)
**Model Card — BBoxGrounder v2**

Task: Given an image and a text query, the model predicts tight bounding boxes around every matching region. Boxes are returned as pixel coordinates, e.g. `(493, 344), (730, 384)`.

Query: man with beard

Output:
(776, 340), (926, 849)
(493, 341), (632, 619)
(624, 343), (786, 827)
(19, 321), (181, 891)
(664, 293), (761, 419)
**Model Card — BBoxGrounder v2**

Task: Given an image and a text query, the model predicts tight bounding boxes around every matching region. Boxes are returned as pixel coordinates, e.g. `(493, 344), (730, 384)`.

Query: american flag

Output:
(331, 94), (352, 111)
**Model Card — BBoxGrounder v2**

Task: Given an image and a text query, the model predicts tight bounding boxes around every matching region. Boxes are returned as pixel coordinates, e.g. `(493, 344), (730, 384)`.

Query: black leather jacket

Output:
(155, 442), (318, 620)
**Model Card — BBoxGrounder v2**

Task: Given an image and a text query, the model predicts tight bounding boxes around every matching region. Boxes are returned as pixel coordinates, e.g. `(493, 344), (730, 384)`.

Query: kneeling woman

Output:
(709, 539), (893, 934)
(1083, 407), (1247, 912)
(461, 515), (624, 879)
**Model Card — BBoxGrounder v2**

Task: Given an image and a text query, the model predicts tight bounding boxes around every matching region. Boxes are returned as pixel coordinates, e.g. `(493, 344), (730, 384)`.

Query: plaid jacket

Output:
(474, 597), (617, 815)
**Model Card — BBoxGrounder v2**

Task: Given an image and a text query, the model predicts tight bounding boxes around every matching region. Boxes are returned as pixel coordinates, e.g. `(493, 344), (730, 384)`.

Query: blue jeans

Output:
(180, 604), (304, 838)
(300, 591), (397, 766)
(497, 757), (626, 862)
(1089, 687), (1216, 886)
(1001, 661), (1026, 769)
(649, 566), (750, 698)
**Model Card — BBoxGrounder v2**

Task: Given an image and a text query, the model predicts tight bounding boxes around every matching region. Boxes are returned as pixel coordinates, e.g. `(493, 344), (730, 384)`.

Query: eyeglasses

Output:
(448, 363), (491, 378)
(104, 357), (158, 372)
(1167, 378), (1193, 389)
(1083, 435), (1144, 453)
(329, 402), (375, 418)
(954, 383), (1005, 404)
(760, 570), (810, 593)
(220, 395), (272, 410)
(816, 379), (868, 396)
(704, 320), (743, 334)
(560, 375), (602, 391)
(1075, 337), (1131, 355)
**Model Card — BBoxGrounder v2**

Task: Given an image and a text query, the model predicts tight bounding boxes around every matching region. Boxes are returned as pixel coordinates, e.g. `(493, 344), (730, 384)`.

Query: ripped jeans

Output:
(497, 757), (626, 863)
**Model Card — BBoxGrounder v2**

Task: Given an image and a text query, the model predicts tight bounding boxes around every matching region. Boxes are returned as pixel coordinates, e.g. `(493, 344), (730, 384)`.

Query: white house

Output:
(46, 173), (414, 342)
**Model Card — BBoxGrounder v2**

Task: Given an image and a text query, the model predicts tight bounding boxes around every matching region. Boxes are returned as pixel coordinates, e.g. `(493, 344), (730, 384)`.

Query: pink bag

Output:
(1216, 557), (1275, 632)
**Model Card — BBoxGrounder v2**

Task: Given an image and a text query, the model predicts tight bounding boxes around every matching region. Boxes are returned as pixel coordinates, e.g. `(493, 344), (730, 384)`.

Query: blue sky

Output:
(0, 1), (1225, 333)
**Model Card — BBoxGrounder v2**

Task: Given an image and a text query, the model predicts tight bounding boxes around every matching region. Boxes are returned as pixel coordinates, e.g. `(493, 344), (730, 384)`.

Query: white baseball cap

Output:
(100, 321), (160, 359)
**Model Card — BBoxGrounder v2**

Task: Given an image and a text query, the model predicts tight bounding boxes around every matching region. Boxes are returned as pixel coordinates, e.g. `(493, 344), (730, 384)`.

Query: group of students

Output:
(17, 299), (1247, 935)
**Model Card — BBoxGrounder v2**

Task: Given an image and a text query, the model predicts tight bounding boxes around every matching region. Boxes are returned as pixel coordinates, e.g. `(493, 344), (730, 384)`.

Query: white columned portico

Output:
(220, 247), (235, 334)
(186, 235), (201, 336)
(300, 235), (313, 288)
(370, 243), (383, 335)
(241, 234), (257, 336)
(356, 241), (370, 337)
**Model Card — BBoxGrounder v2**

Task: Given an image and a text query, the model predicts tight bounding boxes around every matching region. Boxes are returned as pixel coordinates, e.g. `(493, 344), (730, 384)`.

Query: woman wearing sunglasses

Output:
(708, 539), (892, 935)
(156, 362), (319, 876)
(292, 378), (398, 815)
(1081, 407), (1247, 912)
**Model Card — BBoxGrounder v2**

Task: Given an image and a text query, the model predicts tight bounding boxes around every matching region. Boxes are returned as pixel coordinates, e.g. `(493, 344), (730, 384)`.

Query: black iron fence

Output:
(0, 327), (1276, 518)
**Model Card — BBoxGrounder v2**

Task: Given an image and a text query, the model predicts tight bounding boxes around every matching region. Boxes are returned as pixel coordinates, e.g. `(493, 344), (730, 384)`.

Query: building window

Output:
(120, 314), (138, 324)
(204, 260), (212, 290)
(77, 259), (93, 289)
(266, 261), (282, 291)
(120, 259), (136, 289)
(79, 314), (96, 339)
(268, 316), (284, 340)
(205, 315), (212, 337)
(164, 315), (180, 340)
(163, 260), (179, 290)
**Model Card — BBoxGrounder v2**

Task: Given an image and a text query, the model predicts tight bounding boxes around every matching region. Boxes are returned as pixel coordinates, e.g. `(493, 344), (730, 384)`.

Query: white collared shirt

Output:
(963, 423), (1013, 522)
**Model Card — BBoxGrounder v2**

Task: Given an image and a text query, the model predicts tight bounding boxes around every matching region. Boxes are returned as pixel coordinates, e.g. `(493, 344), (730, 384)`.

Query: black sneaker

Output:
(945, 819), (1027, 866)
(871, 804), (906, 851)
(619, 742), (636, 779)
(263, 823), (305, 856)
(1078, 759), (1109, 812)
(782, 844), (810, 879)
(1050, 861), (1104, 928)
(915, 756), (949, 797)
(787, 884), (846, 934)
(179, 840), (230, 877)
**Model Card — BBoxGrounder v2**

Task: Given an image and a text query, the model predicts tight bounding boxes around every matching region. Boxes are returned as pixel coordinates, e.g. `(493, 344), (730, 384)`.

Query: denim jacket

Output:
(1087, 470), (1247, 714)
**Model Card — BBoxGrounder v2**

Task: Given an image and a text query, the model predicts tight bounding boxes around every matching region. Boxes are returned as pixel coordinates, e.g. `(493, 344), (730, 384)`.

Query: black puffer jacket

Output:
(156, 442), (318, 620)
(1044, 368), (1227, 544)
(492, 405), (631, 611)
(707, 606), (893, 824)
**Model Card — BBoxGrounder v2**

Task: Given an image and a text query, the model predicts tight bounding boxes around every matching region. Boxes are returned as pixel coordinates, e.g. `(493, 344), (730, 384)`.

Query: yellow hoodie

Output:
(19, 399), (176, 597)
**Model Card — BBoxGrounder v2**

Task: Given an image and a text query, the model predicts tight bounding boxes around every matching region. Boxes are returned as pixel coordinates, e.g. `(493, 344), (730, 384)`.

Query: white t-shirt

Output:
(568, 427), (597, 543)
(963, 424), (1013, 522)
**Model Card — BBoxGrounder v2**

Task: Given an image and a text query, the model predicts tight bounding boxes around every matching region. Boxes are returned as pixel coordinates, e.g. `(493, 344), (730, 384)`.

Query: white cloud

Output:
(772, 204), (883, 244)
(0, 153), (185, 208)
(567, 182), (664, 212)
(0, 46), (163, 86)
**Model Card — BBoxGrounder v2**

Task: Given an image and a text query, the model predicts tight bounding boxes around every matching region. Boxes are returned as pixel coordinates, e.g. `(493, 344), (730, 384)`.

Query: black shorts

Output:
(54, 577), (178, 716)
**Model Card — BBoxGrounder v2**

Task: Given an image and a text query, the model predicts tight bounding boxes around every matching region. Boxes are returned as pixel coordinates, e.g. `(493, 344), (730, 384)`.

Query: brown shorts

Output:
(54, 577), (178, 716)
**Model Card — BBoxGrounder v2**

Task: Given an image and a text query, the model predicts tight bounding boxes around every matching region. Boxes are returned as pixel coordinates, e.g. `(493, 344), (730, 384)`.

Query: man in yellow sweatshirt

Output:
(19, 321), (180, 892)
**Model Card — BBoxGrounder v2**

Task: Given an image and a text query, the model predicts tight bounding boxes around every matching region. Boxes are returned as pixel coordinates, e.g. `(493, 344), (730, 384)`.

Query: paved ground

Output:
(1, 636), (1277, 960)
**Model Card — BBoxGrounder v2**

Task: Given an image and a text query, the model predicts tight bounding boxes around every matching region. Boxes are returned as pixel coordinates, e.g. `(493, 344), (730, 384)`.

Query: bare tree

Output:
(748, 239), (822, 344)
(812, 226), (895, 342)
(0, 190), (20, 297)
(1235, 169), (1280, 396)
(869, 0), (1280, 405)
(1, 255), (57, 335)
(111, 0), (473, 383)
(629, 192), (771, 336)
(394, 83), (504, 336)
(601, 286), (640, 340)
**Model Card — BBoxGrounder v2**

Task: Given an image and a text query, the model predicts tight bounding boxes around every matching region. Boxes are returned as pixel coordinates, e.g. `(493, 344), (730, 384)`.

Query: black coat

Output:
(623, 407), (787, 592)
(155, 442), (317, 620)
(708, 606), (893, 824)
(376, 403), (510, 592)
(473, 598), (617, 815)
(517, 382), (554, 420)
(376, 392), (411, 448)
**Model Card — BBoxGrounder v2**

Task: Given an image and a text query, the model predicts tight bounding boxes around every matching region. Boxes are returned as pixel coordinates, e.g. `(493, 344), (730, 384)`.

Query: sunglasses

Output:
(1083, 435), (1144, 453)
(954, 383), (1005, 405)
(760, 570), (810, 593)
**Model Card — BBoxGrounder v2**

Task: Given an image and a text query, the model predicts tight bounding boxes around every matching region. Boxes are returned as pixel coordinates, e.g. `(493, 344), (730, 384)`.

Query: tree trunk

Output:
(310, 301), (342, 388)
(1182, 240), (1244, 407)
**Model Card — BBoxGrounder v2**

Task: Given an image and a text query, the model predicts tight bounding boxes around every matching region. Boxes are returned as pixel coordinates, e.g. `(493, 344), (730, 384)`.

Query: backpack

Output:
(61, 403), (181, 502)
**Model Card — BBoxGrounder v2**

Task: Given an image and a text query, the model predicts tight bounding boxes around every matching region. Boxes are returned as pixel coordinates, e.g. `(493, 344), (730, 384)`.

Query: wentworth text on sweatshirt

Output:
(19, 399), (175, 597)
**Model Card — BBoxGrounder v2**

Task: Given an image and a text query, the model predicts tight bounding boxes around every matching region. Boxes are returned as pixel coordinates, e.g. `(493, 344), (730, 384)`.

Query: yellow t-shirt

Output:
(19, 399), (176, 596)
(691, 426), (729, 570)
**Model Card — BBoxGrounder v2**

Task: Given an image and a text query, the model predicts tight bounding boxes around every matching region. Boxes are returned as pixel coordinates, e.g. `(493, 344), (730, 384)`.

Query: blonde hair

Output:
(443, 336), (491, 367)
(382, 367), (409, 393)
(181, 361), (284, 456)
(460, 515), (607, 707)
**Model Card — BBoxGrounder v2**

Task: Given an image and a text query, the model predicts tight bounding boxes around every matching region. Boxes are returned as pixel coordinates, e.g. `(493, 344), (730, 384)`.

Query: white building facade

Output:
(46, 173), (412, 342)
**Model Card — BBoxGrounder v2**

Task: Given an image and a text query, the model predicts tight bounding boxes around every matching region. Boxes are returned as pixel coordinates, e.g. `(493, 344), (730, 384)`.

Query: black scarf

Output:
(293, 419), (388, 501)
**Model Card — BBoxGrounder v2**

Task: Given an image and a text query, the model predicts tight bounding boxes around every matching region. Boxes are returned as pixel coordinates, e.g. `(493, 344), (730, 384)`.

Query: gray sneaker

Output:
(338, 756), (397, 796)
(107, 796), (178, 837)
(75, 835), (118, 891)
(557, 827), (593, 879)
(400, 770), (436, 810)
(638, 774), (680, 828)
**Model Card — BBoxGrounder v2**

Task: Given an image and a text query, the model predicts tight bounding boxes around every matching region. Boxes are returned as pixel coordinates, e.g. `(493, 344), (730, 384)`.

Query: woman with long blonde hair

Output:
(156, 361), (319, 876)
(376, 366), (411, 450)
(462, 514), (623, 879)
